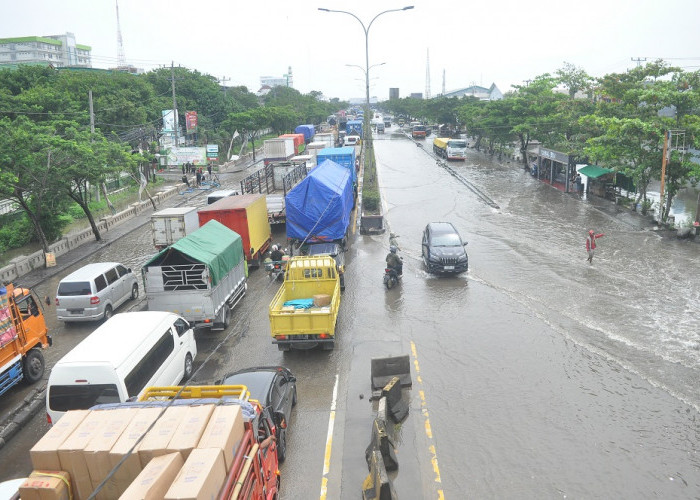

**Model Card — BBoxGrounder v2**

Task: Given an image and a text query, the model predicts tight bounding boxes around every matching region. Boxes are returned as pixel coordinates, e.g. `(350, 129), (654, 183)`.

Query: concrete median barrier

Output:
(382, 376), (409, 423)
(365, 415), (398, 472)
(362, 449), (397, 500)
(371, 354), (412, 390)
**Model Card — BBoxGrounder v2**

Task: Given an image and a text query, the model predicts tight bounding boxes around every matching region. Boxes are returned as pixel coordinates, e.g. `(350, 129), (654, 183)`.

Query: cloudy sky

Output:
(4, 0), (700, 100)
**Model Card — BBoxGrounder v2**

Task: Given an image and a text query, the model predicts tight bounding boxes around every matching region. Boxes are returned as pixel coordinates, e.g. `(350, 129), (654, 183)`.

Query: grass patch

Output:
(362, 140), (381, 215)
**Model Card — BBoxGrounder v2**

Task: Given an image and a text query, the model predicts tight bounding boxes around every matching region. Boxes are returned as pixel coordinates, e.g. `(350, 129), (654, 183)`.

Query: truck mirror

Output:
(250, 247), (255, 256)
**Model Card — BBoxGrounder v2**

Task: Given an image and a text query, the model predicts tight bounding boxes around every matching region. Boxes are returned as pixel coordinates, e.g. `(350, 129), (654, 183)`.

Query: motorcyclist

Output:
(270, 244), (284, 262)
(385, 246), (403, 276)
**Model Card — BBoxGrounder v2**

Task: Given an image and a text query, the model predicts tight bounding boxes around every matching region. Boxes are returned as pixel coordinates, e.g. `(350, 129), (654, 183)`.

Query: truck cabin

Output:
(412, 125), (427, 138)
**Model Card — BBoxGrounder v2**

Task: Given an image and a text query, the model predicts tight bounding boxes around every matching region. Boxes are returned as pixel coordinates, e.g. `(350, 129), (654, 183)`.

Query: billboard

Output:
(167, 147), (207, 165)
(162, 109), (178, 133)
(206, 144), (219, 162)
(186, 111), (198, 133)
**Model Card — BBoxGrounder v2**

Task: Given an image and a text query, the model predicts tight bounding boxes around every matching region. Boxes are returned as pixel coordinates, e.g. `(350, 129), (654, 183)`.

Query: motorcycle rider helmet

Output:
(272, 244), (279, 251)
(588, 230), (594, 235)
(389, 245), (398, 253)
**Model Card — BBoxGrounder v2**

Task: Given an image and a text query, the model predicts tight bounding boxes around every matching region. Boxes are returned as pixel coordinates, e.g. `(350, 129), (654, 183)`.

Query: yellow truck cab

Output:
(269, 256), (340, 351)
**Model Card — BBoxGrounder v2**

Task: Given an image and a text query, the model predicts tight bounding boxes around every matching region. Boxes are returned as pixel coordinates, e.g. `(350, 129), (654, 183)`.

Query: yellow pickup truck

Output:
(269, 256), (340, 351)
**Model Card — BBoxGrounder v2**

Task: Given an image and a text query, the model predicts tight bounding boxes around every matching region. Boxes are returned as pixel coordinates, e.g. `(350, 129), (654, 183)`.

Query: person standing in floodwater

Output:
(586, 229), (605, 263)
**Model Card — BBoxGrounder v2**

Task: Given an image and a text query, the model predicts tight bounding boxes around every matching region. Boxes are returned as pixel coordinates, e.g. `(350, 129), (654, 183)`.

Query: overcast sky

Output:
(5, 0), (700, 101)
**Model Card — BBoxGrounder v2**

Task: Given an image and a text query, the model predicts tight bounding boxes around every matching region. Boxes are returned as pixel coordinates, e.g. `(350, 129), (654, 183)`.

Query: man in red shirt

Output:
(586, 229), (605, 263)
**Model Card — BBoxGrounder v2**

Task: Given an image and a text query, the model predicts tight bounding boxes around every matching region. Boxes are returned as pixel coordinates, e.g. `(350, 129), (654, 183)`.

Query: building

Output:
(259, 66), (293, 91)
(0, 32), (91, 68)
(409, 93), (423, 99)
(389, 88), (399, 100)
(441, 83), (503, 100)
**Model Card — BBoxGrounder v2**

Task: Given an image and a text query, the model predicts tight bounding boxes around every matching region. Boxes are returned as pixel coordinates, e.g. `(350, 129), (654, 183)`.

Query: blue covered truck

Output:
(294, 124), (315, 144)
(346, 119), (363, 138)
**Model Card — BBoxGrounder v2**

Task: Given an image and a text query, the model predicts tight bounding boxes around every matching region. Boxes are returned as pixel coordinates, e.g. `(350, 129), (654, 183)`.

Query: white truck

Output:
(142, 220), (247, 331)
(263, 137), (295, 166)
(150, 207), (200, 249)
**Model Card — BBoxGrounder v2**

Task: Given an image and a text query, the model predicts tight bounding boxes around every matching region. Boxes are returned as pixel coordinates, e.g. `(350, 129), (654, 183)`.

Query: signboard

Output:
(167, 147), (207, 166)
(162, 109), (177, 133)
(538, 147), (569, 164)
(186, 111), (198, 133)
(206, 144), (219, 162)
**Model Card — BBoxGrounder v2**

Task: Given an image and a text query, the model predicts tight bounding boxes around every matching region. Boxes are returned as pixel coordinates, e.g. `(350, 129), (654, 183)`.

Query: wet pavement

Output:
(1, 136), (698, 499)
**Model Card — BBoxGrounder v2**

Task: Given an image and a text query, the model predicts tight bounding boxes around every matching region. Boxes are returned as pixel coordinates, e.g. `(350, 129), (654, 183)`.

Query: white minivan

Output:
(46, 311), (197, 423)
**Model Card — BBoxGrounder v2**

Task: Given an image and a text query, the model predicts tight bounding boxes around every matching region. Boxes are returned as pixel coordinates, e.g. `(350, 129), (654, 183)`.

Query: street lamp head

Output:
(402, 6), (414, 10)
(318, 7), (329, 11)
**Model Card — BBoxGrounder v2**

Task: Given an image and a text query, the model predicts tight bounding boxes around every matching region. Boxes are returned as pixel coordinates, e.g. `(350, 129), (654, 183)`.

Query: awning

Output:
(578, 165), (614, 178)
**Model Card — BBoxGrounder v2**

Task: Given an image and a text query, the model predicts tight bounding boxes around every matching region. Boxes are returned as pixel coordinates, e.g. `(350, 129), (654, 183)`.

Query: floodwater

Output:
(370, 132), (699, 498)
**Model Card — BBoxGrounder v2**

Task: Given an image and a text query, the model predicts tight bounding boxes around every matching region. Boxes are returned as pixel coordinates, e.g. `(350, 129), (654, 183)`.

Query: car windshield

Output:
(432, 233), (462, 246)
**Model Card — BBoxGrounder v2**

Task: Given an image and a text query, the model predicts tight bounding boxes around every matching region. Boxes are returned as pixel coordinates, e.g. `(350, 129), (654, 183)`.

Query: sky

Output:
(4, 0), (700, 101)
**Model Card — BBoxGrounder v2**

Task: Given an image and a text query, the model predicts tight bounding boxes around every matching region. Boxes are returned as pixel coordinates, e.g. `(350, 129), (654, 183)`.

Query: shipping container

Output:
(150, 207), (200, 249)
(263, 138), (295, 165)
(279, 133), (305, 155)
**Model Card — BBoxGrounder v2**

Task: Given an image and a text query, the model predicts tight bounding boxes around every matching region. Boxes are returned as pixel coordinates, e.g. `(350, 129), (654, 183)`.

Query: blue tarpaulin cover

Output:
(285, 160), (353, 243)
(316, 147), (356, 185)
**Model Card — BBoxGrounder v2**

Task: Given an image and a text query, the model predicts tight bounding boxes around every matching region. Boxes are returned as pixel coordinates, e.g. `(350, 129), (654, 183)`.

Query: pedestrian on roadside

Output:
(195, 170), (201, 187)
(575, 174), (583, 197)
(207, 163), (212, 177)
(181, 174), (189, 187)
(586, 229), (605, 263)
(182, 163), (185, 175)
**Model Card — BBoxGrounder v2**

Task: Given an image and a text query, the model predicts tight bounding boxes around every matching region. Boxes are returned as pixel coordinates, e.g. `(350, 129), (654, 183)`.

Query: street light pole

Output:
(318, 6), (413, 117)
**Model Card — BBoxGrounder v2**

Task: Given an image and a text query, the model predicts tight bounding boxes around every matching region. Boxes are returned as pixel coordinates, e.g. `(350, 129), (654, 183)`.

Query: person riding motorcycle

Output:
(386, 246), (403, 275)
(270, 245), (284, 262)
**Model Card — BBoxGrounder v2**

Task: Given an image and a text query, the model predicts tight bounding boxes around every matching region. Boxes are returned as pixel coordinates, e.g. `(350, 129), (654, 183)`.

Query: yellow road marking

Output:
(411, 340), (445, 498)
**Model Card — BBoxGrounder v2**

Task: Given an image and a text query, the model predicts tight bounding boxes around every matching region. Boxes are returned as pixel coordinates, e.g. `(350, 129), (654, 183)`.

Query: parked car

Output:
(421, 222), (468, 274)
(218, 366), (297, 461)
(55, 262), (138, 322)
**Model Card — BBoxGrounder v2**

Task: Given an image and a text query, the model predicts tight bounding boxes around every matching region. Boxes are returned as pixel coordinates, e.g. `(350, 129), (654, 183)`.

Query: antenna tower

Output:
(442, 69), (446, 95)
(425, 48), (431, 99)
(116, 0), (126, 68)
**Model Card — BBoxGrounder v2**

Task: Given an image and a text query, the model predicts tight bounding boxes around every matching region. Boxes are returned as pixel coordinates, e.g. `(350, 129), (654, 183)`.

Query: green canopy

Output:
(578, 165), (614, 178)
(143, 220), (243, 286)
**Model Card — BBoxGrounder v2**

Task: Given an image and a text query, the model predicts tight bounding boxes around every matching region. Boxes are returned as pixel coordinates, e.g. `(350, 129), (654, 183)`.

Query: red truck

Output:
(279, 133), (305, 155)
(198, 194), (272, 268)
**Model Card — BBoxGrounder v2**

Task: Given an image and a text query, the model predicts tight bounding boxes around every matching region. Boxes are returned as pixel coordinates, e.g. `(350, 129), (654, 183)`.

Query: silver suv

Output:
(55, 262), (139, 322)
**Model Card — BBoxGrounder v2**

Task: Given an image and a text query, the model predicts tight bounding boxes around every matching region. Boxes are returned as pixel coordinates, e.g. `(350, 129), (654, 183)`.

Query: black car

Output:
(218, 366), (297, 461)
(422, 222), (468, 274)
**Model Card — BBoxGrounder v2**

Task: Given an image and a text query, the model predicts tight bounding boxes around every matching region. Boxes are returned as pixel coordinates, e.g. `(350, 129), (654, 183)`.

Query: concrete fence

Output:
(0, 185), (181, 284)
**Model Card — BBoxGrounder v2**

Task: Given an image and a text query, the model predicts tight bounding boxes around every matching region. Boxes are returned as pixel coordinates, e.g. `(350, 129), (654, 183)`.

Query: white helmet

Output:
(389, 245), (398, 253)
(272, 244), (279, 251)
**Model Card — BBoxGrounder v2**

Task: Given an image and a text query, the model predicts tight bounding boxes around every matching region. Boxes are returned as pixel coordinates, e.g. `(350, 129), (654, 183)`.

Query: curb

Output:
(0, 384), (46, 450)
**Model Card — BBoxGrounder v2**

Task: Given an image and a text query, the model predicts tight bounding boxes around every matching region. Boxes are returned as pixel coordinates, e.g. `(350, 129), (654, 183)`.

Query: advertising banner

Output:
(186, 111), (198, 133)
(167, 147), (207, 166)
(206, 144), (219, 162)
(162, 109), (177, 133)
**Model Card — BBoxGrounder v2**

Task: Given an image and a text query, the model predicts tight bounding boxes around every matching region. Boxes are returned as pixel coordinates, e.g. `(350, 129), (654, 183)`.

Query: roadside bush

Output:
(363, 190), (380, 213)
(0, 215), (33, 253)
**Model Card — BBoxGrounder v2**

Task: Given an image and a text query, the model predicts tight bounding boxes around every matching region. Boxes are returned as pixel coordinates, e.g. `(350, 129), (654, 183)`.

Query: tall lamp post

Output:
(318, 6), (413, 119)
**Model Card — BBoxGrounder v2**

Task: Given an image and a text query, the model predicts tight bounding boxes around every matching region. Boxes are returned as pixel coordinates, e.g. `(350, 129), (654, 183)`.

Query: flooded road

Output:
(369, 132), (699, 497)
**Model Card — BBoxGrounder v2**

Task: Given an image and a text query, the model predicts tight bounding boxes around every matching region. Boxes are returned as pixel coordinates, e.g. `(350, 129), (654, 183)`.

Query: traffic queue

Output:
(6, 122), (359, 499)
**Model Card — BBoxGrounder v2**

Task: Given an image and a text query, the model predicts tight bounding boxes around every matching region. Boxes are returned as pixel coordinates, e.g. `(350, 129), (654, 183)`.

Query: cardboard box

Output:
(30, 410), (90, 471)
(166, 404), (215, 460)
(83, 408), (138, 494)
(107, 407), (162, 498)
(19, 470), (71, 500)
(118, 452), (183, 500)
(137, 406), (188, 467)
(57, 411), (110, 500)
(196, 405), (245, 471)
(313, 294), (331, 306)
(164, 448), (226, 500)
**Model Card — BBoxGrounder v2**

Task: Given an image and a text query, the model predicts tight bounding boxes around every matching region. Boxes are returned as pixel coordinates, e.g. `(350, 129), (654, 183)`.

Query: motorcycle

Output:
(383, 267), (401, 290)
(264, 254), (288, 281)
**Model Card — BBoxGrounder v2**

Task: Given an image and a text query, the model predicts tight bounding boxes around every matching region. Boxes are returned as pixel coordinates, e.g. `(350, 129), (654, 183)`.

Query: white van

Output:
(46, 311), (197, 423)
(206, 189), (239, 205)
(55, 262), (138, 322)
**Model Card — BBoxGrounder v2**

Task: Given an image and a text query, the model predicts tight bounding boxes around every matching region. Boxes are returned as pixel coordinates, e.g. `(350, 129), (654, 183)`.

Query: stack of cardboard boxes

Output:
(24, 403), (245, 500)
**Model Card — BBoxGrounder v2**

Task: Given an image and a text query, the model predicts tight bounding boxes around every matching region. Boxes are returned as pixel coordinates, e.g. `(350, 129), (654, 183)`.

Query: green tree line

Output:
(0, 65), (345, 253)
(382, 61), (700, 221)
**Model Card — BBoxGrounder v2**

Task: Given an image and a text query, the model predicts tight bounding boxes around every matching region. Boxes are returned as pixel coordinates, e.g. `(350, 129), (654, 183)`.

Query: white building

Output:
(259, 66), (293, 93)
(0, 32), (92, 68)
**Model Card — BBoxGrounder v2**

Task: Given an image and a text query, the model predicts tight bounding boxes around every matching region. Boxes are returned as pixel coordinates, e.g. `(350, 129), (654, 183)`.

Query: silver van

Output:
(206, 189), (239, 205)
(55, 262), (139, 322)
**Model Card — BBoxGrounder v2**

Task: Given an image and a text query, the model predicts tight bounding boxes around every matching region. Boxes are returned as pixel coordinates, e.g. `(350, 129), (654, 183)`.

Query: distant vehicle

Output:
(411, 124), (427, 139)
(151, 206), (200, 249)
(344, 135), (360, 147)
(421, 222), (469, 274)
(433, 137), (467, 161)
(376, 122), (385, 133)
(218, 366), (297, 462)
(55, 262), (138, 322)
(207, 189), (239, 205)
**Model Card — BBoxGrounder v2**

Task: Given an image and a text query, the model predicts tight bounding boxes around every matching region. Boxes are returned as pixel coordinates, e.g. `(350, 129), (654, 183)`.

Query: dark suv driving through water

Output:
(421, 222), (468, 274)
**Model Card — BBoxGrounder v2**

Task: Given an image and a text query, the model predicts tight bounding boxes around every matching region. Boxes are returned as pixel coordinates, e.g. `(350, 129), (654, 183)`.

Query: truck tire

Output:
(23, 349), (45, 384)
(222, 305), (230, 330)
(277, 344), (291, 352)
(277, 428), (287, 462)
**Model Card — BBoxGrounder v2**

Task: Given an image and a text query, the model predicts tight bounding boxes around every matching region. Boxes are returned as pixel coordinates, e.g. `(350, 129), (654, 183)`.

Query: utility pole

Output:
(631, 57), (647, 67)
(659, 129), (686, 222)
(425, 48), (431, 100)
(89, 90), (99, 202)
(220, 76), (231, 97)
(171, 61), (178, 148)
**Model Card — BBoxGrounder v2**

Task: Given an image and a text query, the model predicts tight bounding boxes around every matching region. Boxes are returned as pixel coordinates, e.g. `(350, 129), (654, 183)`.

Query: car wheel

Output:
(23, 349), (45, 384)
(131, 283), (139, 300)
(277, 428), (287, 462)
(183, 353), (193, 380)
(292, 386), (297, 407)
(103, 305), (113, 321)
